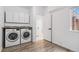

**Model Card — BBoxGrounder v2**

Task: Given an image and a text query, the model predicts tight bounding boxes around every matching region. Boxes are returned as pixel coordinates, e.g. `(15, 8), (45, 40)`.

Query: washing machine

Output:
(5, 28), (20, 47)
(21, 27), (32, 44)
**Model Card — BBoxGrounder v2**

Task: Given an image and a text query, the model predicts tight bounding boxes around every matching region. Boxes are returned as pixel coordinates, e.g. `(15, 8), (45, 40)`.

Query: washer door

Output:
(22, 31), (30, 39)
(7, 32), (18, 42)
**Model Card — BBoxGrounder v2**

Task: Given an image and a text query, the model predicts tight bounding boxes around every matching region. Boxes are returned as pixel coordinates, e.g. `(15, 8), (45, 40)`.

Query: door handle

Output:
(48, 28), (52, 30)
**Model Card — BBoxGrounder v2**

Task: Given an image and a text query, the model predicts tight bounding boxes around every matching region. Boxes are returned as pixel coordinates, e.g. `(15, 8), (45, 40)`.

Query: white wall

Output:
(0, 7), (4, 51)
(42, 7), (67, 42)
(52, 7), (79, 51)
(48, 6), (65, 12)
(4, 6), (32, 27)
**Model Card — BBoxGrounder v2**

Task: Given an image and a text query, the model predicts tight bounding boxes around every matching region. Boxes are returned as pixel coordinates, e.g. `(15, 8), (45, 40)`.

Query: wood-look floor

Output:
(2, 40), (71, 52)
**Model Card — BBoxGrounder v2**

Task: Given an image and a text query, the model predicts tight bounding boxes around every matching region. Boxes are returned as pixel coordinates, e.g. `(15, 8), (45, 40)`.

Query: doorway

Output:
(36, 16), (43, 41)
(43, 14), (53, 42)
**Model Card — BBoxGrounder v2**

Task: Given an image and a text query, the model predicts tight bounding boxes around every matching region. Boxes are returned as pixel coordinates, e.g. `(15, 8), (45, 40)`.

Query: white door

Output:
(43, 13), (52, 42)
(36, 16), (43, 41)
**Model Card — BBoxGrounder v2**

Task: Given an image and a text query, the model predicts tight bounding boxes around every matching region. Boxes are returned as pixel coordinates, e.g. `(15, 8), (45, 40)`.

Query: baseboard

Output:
(44, 39), (74, 52)
(43, 39), (52, 43)
(52, 42), (74, 52)
(33, 39), (44, 42)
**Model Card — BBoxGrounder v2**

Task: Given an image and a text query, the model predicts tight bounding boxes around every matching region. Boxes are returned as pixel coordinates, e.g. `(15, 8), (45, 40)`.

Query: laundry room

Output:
(0, 6), (33, 51)
(1, 6), (79, 52)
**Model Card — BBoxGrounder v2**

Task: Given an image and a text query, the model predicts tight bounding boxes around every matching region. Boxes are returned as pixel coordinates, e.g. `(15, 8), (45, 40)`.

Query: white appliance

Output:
(5, 28), (20, 47)
(21, 27), (32, 44)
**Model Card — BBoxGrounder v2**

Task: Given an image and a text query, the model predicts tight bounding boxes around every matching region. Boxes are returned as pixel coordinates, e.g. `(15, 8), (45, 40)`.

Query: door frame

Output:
(50, 14), (53, 43)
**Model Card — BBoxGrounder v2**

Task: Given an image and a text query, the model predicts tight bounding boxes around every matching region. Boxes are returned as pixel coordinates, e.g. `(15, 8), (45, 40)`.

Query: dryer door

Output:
(7, 32), (19, 42)
(22, 31), (30, 39)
